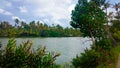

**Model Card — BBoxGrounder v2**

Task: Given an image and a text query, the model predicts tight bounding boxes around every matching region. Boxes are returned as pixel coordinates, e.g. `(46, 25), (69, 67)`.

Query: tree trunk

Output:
(106, 25), (117, 46)
(106, 8), (117, 46)
(89, 30), (96, 48)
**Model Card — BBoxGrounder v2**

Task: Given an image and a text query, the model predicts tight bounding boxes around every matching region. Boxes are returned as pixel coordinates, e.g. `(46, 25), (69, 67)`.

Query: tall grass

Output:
(97, 43), (120, 68)
(0, 38), (60, 68)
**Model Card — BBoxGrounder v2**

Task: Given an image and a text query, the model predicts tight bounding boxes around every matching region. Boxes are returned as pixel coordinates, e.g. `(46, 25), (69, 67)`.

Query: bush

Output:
(72, 49), (100, 68)
(72, 38), (112, 68)
(72, 48), (114, 68)
(95, 38), (112, 50)
(113, 31), (120, 41)
(0, 38), (60, 68)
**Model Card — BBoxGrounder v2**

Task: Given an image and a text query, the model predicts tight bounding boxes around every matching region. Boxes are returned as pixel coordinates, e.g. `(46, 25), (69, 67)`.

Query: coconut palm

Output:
(113, 3), (120, 15)
(14, 18), (19, 28)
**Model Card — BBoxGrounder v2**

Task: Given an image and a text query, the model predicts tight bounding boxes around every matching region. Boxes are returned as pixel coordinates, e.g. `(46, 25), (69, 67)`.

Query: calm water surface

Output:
(0, 37), (92, 64)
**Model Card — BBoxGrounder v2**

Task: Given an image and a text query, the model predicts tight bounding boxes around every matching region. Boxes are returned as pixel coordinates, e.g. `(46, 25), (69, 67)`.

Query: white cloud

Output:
(12, 16), (26, 22)
(28, 0), (76, 26)
(22, 0), (76, 25)
(5, 1), (12, 7)
(0, 0), (77, 27)
(0, 1), (12, 8)
(0, 9), (4, 13)
(54, 20), (64, 26)
(66, 0), (72, 4)
(11, 0), (21, 2)
(43, 19), (49, 23)
(107, 8), (115, 13)
(68, 4), (75, 13)
(0, 8), (13, 16)
(12, 16), (20, 20)
(4, 11), (13, 15)
(19, 6), (28, 13)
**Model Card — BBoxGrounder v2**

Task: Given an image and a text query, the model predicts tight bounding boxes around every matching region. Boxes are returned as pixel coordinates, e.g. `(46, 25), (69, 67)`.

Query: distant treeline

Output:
(0, 20), (81, 37)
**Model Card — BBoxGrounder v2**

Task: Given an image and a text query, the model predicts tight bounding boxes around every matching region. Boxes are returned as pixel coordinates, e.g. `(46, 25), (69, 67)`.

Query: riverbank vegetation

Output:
(0, 0), (120, 68)
(71, 0), (120, 68)
(0, 38), (60, 68)
(0, 20), (81, 37)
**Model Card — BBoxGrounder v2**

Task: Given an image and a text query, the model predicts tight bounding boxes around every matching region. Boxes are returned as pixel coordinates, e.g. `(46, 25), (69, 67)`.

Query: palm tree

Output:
(113, 3), (120, 15)
(103, 1), (110, 26)
(107, 2), (120, 46)
(14, 18), (19, 28)
(21, 21), (25, 28)
(104, 1), (110, 15)
(103, 2), (118, 46)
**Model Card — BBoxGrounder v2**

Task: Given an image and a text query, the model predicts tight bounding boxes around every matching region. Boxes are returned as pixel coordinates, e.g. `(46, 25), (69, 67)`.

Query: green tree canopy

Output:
(70, 0), (107, 39)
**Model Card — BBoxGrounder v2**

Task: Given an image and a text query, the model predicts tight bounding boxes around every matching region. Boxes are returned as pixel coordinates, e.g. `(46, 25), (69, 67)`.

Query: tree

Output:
(14, 18), (19, 27)
(102, 1), (117, 46)
(110, 2), (120, 42)
(103, 1), (110, 13)
(70, 0), (107, 47)
(20, 21), (26, 28)
(29, 21), (36, 29)
(71, 1), (114, 67)
(113, 3), (120, 15)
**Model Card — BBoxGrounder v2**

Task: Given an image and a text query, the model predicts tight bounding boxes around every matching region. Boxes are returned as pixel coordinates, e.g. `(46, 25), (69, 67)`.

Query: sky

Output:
(0, 0), (120, 27)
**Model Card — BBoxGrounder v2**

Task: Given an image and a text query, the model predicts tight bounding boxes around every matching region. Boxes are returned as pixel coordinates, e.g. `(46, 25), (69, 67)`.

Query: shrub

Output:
(0, 38), (60, 68)
(72, 49), (100, 68)
(72, 45), (113, 68)
(113, 31), (120, 41)
(95, 38), (112, 50)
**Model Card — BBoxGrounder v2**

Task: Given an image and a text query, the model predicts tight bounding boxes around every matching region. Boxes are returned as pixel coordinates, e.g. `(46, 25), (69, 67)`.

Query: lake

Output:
(0, 37), (92, 64)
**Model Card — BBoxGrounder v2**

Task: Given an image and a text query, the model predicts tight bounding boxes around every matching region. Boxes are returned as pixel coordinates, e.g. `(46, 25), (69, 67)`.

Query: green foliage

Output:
(97, 44), (120, 68)
(110, 10), (120, 42)
(70, 0), (115, 68)
(113, 31), (120, 41)
(72, 49), (100, 68)
(0, 42), (3, 66)
(71, 37), (112, 68)
(0, 38), (60, 68)
(0, 20), (81, 37)
(70, 0), (111, 51)
(96, 38), (112, 50)
(70, 0), (107, 38)
(72, 46), (115, 68)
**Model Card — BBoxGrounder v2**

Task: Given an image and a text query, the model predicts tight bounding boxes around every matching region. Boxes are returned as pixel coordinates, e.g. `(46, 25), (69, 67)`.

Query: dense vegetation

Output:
(0, 0), (120, 68)
(0, 38), (60, 68)
(0, 38), (120, 68)
(71, 0), (120, 68)
(0, 20), (81, 37)
(110, 3), (120, 43)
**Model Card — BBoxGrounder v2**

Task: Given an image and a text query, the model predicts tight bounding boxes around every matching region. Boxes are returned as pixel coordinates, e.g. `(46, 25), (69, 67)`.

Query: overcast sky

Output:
(0, 0), (119, 27)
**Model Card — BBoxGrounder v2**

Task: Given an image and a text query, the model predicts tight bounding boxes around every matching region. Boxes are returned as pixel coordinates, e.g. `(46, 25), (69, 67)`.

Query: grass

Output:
(97, 43), (120, 68)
